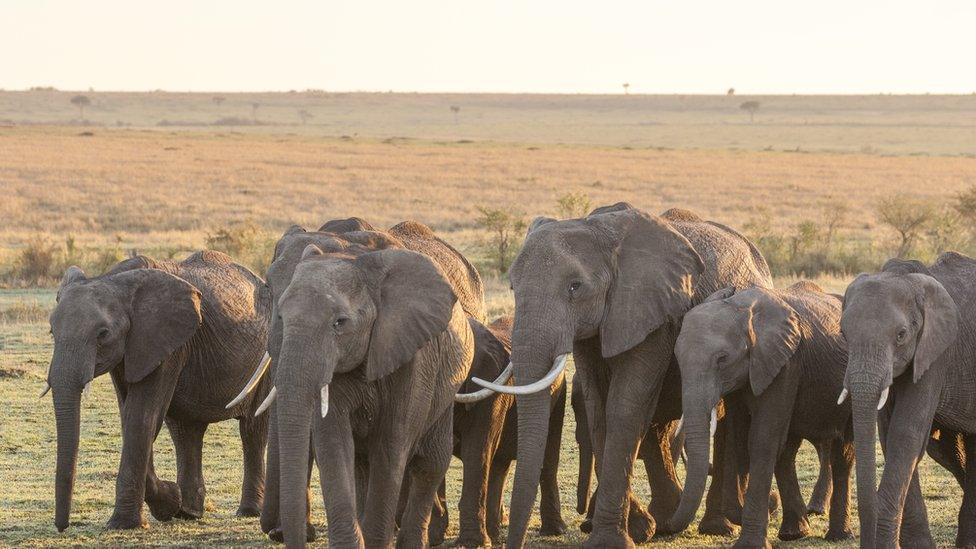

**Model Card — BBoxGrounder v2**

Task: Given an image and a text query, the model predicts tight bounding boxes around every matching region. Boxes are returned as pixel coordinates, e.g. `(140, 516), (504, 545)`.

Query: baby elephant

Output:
(668, 282), (854, 548)
(44, 252), (271, 531)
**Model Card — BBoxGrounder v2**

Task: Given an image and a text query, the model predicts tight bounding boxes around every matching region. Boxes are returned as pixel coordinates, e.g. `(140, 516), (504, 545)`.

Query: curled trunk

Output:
(53, 388), (82, 532)
(667, 413), (710, 533)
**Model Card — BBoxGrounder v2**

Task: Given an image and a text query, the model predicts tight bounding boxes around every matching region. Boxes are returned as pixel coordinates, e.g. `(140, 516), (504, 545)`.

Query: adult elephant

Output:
(840, 253), (976, 549)
(44, 251), (271, 532)
(669, 282), (855, 547)
(473, 203), (774, 548)
(267, 242), (474, 548)
(227, 218), (487, 543)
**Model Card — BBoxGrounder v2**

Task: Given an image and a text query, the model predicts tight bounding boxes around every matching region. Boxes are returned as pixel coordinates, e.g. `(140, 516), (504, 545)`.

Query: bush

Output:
(206, 223), (275, 276)
(17, 237), (59, 284)
(876, 196), (934, 258)
(477, 207), (526, 274)
(556, 191), (592, 219)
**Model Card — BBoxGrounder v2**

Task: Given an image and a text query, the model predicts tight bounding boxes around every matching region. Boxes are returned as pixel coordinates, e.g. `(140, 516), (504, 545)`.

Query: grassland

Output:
(0, 91), (973, 546)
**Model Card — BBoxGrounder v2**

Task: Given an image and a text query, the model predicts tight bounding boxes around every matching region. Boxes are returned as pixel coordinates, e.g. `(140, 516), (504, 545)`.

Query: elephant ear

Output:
(357, 249), (458, 381)
(57, 266), (86, 301)
(590, 209), (705, 358)
(907, 273), (959, 382)
(746, 290), (802, 395)
(115, 270), (203, 383)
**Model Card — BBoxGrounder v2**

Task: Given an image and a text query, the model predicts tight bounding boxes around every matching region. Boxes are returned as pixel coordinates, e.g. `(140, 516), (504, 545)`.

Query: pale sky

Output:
(2, 0), (974, 94)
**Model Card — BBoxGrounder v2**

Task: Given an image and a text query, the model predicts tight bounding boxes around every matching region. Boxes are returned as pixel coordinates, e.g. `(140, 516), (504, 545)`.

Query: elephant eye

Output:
(568, 281), (582, 293)
(715, 352), (729, 366)
(332, 317), (348, 330)
(896, 327), (908, 344)
(96, 328), (109, 341)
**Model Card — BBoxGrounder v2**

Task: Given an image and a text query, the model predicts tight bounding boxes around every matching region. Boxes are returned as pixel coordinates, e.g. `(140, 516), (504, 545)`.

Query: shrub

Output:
(17, 236), (59, 284)
(555, 191), (592, 219)
(206, 223), (275, 276)
(477, 207), (526, 274)
(876, 196), (934, 258)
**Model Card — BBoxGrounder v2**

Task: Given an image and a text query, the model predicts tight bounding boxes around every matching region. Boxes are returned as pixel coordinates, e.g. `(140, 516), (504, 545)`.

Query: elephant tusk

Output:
(39, 383), (51, 398)
(226, 352), (272, 409)
(709, 408), (717, 438)
(674, 415), (684, 437)
(454, 362), (514, 403)
(878, 387), (889, 410)
(837, 387), (849, 405)
(83, 381), (91, 398)
(471, 354), (569, 395)
(254, 386), (277, 416)
(320, 385), (329, 418)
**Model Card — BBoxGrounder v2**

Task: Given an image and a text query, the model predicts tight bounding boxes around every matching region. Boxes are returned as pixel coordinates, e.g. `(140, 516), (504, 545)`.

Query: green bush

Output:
(16, 237), (59, 284)
(477, 207), (526, 274)
(205, 222), (275, 276)
(556, 191), (592, 219)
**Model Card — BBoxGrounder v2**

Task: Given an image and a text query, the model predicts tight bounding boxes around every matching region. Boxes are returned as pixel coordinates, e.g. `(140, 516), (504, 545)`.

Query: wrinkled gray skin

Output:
(671, 282), (855, 548)
(502, 203), (774, 548)
(419, 316), (567, 547)
(256, 218), (485, 548)
(841, 253), (976, 549)
(47, 252), (270, 532)
(257, 218), (487, 542)
(273, 244), (473, 549)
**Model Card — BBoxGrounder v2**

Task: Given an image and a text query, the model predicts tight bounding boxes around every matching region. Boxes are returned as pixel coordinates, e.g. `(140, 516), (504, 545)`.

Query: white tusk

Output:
(471, 354), (569, 395)
(39, 383), (51, 398)
(455, 362), (514, 403)
(320, 385), (329, 418)
(83, 381), (91, 398)
(254, 386), (277, 416)
(674, 415), (684, 437)
(837, 387), (849, 405)
(226, 352), (272, 409)
(878, 387), (889, 410)
(710, 408), (717, 437)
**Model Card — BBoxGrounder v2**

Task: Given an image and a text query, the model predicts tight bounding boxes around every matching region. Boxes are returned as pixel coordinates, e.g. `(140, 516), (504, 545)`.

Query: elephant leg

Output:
(582, 334), (672, 549)
(237, 409), (268, 517)
(427, 481), (448, 547)
(314, 411), (364, 547)
(267, 441), (317, 543)
(356, 453), (369, 521)
(167, 418), (208, 519)
(485, 459), (511, 542)
(774, 435), (810, 542)
(396, 408), (453, 549)
(898, 469), (934, 549)
(956, 435), (976, 548)
(455, 405), (500, 547)
(539, 384), (568, 537)
(107, 367), (181, 529)
(698, 411), (735, 536)
(825, 439), (855, 541)
(807, 438), (833, 516)
(260, 406), (280, 534)
(144, 447), (182, 522)
(645, 421), (682, 530)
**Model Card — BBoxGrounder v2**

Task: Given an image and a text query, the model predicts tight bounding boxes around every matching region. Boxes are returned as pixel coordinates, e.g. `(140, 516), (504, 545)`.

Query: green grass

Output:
(0, 288), (962, 547)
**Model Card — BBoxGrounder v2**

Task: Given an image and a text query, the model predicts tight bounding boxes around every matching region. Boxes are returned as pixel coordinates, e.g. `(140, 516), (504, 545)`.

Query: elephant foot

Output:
(580, 517), (593, 534)
(767, 490), (780, 517)
(899, 533), (935, 549)
(698, 512), (736, 537)
(627, 498), (656, 543)
(268, 523), (316, 543)
(453, 532), (491, 548)
(486, 522), (501, 543)
(106, 511), (148, 530)
(539, 517), (568, 537)
(825, 528), (855, 542)
(777, 516), (811, 541)
(428, 515), (448, 546)
(235, 503), (261, 518)
(732, 537), (773, 549)
(146, 480), (182, 522)
(582, 528), (636, 549)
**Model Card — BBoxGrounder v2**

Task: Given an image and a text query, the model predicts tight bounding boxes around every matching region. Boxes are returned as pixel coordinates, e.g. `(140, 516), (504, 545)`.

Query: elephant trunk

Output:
(847, 346), (889, 549)
(667, 409), (711, 533)
(52, 387), (82, 532)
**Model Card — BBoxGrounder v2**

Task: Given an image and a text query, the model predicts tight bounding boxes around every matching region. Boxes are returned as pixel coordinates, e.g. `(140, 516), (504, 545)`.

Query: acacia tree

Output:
(70, 95), (91, 119)
(740, 100), (760, 122)
(876, 196), (934, 257)
(477, 206), (526, 273)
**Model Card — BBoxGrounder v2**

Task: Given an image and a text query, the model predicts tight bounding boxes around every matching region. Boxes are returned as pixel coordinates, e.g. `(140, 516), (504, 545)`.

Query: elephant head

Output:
(46, 260), (202, 531)
(470, 204), (704, 547)
(839, 265), (958, 548)
(268, 246), (457, 547)
(667, 286), (801, 532)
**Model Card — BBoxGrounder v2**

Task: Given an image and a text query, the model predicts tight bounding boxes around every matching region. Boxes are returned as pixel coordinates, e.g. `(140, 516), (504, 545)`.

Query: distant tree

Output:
(251, 102), (261, 123)
(297, 109), (314, 125)
(212, 96), (226, 107)
(740, 100), (760, 123)
(954, 183), (976, 224)
(477, 207), (526, 274)
(727, 87), (735, 96)
(622, 83), (630, 95)
(450, 105), (460, 124)
(70, 95), (91, 119)
(876, 196), (934, 257)
(556, 191), (592, 219)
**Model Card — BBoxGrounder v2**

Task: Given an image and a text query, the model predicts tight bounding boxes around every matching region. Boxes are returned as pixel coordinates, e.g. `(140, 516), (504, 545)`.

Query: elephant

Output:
(424, 315), (568, 547)
(471, 203), (775, 548)
(668, 281), (855, 548)
(840, 253), (976, 549)
(44, 251), (271, 532)
(226, 217), (487, 542)
(266, 242), (475, 548)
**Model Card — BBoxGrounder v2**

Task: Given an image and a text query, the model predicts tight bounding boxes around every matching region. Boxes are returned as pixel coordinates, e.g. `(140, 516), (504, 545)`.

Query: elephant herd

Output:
(41, 203), (976, 549)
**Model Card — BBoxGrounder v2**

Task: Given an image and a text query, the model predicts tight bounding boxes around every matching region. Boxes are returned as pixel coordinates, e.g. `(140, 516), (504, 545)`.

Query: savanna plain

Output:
(1, 91), (974, 546)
